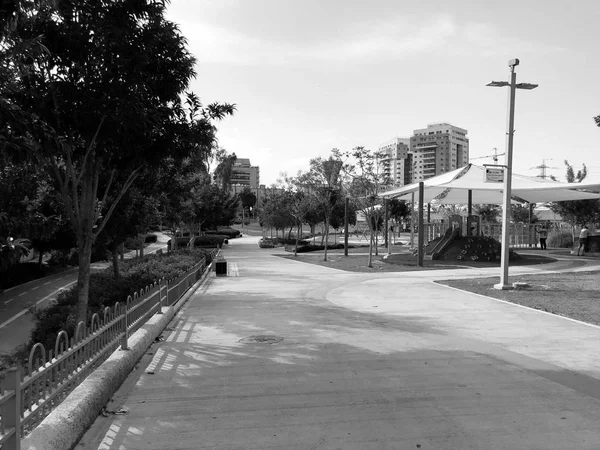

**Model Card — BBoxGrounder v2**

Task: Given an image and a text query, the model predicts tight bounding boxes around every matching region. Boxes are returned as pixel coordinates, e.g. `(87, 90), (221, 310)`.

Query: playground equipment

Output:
(424, 215), (519, 262)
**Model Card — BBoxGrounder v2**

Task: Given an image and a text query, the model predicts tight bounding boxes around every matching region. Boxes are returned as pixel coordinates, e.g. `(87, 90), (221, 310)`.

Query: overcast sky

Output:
(166, 0), (600, 186)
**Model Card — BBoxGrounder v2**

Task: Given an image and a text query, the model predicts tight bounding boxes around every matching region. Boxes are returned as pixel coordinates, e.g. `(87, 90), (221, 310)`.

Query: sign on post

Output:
(484, 167), (504, 183)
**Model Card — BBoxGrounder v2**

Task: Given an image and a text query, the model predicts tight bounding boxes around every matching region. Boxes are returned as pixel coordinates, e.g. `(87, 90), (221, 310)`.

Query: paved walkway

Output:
(80, 235), (600, 449)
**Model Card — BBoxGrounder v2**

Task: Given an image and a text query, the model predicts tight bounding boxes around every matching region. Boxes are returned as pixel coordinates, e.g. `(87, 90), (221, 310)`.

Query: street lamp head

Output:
(486, 81), (509, 87)
(515, 82), (538, 90)
(508, 58), (520, 67)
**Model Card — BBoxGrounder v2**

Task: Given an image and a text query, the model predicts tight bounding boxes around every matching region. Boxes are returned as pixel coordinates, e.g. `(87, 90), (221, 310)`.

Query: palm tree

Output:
(0, 237), (31, 274)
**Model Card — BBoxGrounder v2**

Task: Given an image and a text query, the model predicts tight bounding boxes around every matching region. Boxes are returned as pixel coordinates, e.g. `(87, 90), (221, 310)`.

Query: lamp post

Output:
(487, 58), (538, 290)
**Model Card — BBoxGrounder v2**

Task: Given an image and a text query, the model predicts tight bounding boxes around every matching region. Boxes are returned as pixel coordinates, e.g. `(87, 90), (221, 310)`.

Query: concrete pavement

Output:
(79, 235), (600, 449)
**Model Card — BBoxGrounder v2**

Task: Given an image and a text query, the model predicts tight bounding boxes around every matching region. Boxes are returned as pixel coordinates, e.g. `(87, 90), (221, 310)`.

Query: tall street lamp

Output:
(487, 58), (538, 290)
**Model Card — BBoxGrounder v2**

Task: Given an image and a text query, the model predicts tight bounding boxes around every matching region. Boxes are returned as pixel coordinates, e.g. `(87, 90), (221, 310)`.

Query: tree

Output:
(0, 237), (31, 276)
(511, 204), (537, 224)
(260, 191), (295, 239)
(475, 205), (500, 223)
(297, 155), (342, 261)
(238, 186), (257, 223)
(387, 199), (410, 232)
(338, 147), (388, 268)
(1, 1), (234, 324)
(550, 160), (600, 234)
(594, 115), (600, 127)
(213, 150), (237, 190)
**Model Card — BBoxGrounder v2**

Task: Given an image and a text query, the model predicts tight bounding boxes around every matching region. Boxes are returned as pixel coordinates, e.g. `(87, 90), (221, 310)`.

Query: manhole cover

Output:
(239, 335), (284, 344)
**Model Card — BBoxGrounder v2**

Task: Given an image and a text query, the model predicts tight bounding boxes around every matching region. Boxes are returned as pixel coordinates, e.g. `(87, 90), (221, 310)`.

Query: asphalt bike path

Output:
(0, 235), (170, 359)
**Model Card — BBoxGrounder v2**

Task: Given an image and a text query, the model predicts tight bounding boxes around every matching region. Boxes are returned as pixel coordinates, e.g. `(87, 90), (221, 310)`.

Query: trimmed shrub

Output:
(167, 235), (226, 250)
(292, 243), (347, 253)
(548, 229), (573, 248)
(24, 248), (213, 362)
(205, 227), (241, 239)
(124, 237), (142, 250)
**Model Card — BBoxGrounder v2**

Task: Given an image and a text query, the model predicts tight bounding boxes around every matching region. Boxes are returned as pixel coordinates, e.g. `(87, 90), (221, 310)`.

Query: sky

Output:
(166, 0), (600, 186)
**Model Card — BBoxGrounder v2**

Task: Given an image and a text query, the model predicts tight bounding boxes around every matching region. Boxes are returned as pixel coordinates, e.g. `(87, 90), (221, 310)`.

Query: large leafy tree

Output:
(1, 1), (234, 323)
(550, 160), (600, 233)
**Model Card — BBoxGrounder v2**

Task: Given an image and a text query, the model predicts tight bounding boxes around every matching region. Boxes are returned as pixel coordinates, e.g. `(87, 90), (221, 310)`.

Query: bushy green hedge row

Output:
(205, 227), (241, 238)
(24, 248), (214, 361)
(46, 246), (108, 266)
(291, 243), (347, 253)
(548, 230), (573, 248)
(168, 235), (227, 249)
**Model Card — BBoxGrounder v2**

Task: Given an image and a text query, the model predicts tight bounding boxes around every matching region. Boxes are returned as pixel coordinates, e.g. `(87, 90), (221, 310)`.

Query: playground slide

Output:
(424, 228), (460, 260)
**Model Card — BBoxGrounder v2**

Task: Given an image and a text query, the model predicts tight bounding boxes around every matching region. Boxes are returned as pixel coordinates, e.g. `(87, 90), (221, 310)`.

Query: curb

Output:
(21, 259), (216, 450)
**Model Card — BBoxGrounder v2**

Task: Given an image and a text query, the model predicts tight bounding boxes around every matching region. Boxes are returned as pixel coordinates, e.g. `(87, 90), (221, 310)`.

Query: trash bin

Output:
(215, 258), (227, 276)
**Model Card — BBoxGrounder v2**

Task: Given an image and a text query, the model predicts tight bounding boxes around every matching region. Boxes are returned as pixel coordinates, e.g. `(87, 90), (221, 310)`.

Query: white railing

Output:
(0, 250), (216, 450)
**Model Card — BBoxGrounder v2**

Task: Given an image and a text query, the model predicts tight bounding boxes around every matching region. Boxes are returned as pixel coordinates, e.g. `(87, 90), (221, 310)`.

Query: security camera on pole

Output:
(487, 59), (538, 290)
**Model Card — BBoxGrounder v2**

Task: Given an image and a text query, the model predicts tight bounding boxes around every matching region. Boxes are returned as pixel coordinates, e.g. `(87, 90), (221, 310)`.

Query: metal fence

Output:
(0, 250), (216, 450)
(419, 222), (565, 249)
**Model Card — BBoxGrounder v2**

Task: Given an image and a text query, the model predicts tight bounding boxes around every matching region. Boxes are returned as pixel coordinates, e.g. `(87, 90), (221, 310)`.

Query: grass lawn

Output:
(437, 271), (600, 326)
(280, 245), (600, 326)
(278, 246), (557, 273)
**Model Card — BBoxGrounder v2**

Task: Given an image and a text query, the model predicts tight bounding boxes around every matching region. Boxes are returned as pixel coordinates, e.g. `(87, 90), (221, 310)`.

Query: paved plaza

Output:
(79, 235), (600, 449)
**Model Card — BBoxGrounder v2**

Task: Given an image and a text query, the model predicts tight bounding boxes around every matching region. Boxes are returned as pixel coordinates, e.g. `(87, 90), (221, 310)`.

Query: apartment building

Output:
(410, 123), (469, 182)
(230, 158), (260, 188)
(378, 137), (412, 187)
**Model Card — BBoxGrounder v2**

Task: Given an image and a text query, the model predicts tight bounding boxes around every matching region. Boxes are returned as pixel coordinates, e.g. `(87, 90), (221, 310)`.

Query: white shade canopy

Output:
(380, 164), (600, 204)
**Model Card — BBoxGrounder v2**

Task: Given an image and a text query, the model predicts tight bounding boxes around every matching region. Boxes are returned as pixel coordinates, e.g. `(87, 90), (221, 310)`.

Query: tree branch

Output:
(62, 140), (81, 221)
(94, 166), (143, 238)
(76, 116), (105, 187)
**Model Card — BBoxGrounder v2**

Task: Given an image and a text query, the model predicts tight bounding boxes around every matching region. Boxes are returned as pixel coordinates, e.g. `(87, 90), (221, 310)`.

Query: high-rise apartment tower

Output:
(410, 123), (469, 182)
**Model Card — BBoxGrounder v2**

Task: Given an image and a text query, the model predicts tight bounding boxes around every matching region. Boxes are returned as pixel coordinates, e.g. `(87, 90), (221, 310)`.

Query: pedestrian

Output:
(577, 225), (589, 256)
(537, 225), (548, 250)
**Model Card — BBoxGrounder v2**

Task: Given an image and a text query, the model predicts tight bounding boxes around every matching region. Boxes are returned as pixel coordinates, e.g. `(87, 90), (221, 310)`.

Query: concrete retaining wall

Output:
(21, 262), (215, 450)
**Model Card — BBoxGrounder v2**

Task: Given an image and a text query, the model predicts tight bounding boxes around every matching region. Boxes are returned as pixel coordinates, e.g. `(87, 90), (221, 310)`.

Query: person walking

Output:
(577, 225), (589, 256)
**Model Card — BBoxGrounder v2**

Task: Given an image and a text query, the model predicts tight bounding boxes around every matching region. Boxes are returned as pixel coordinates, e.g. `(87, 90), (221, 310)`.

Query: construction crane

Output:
(531, 159), (558, 179)
(470, 148), (505, 164)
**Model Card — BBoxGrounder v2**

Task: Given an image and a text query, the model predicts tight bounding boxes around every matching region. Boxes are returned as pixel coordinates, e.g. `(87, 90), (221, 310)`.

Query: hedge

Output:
(548, 229), (573, 248)
(205, 227), (241, 239)
(168, 235), (227, 250)
(20, 248), (214, 364)
(289, 243), (348, 253)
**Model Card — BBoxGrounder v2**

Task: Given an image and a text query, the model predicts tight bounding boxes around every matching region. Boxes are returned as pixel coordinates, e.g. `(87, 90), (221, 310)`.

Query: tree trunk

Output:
(112, 247), (120, 279)
(120, 242), (125, 261)
(38, 249), (44, 268)
(294, 224), (300, 256)
(139, 234), (145, 258)
(75, 237), (93, 325)
(324, 215), (330, 261)
(368, 226), (374, 268)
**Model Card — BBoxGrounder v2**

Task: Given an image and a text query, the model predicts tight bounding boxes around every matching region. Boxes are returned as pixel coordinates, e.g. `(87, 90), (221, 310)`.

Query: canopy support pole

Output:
(410, 192), (415, 250)
(468, 190), (473, 216)
(418, 182), (424, 266)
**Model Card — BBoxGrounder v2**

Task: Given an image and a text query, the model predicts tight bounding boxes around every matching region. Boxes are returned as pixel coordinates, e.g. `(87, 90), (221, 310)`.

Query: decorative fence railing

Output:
(416, 222), (567, 249)
(0, 249), (217, 450)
